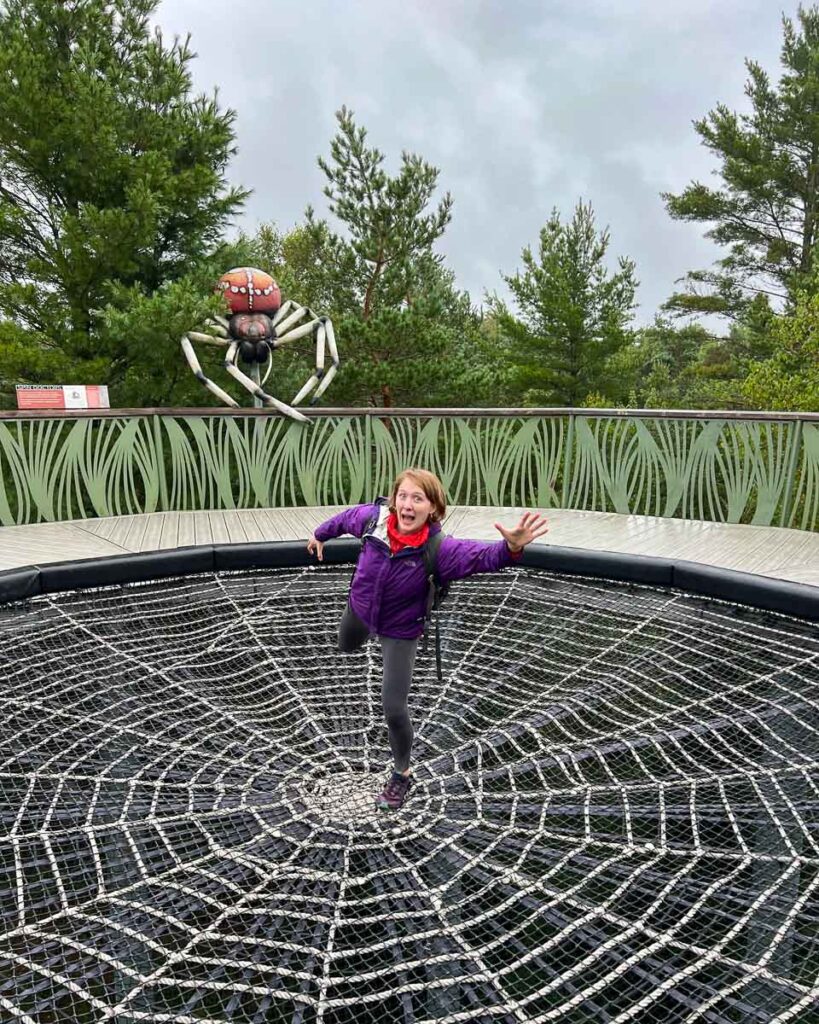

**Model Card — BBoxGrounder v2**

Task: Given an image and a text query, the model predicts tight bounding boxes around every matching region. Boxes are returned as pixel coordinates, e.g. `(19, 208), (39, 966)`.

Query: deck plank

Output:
(442, 508), (469, 535)
(205, 510), (232, 545)
(193, 511), (213, 547)
(266, 507), (316, 540)
(158, 512), (183, 549)
(223, 510), (249, 545)
(121, 513), (150, 552)
(74, 516), (121, 539)
(0, 507), (816, 588)
(290, 506), (344, 540)
(175, 512), (198, 549)
(233, 510), (267, 543)
(249, 509), (282, 542)
(253, 508), (286, 541)
(138, 512), (166, 552)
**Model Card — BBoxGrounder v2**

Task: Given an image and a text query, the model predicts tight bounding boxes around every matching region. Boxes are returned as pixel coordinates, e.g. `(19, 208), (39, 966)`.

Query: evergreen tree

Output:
(605, 319), (713, 408)
(493, 201), (637, 406)
(664, 4), (819, 318)
(0, 0), (246, 405)
(742, 288), (819, 409)
(606, 295), (777, 410)
(309, 107), (467, 408)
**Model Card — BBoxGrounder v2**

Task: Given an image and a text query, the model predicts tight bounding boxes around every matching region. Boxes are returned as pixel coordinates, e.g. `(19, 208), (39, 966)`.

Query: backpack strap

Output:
(421, 531), (450, 686)
(423, 531), (446, 617)
(424, 531), (445, 583)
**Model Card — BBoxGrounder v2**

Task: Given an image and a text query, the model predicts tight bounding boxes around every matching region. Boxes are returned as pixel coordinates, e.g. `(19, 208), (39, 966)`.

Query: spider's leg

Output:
(181, 333), (238, 407)
(272, 317), (322, 348)
(222, 341), (310, 424)
(260, 346), (274, 387)
(187, 329), (228, 345)
(270, 299), (302, 329)
(310, 318), (340, 401)
(291, 317), (340, 404)
(211, 315), (230, 332)
(273, 304), (317, 338)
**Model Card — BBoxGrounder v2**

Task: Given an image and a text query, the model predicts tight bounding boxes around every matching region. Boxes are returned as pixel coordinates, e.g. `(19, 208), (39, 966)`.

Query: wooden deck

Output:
(0, 507), (817, 586)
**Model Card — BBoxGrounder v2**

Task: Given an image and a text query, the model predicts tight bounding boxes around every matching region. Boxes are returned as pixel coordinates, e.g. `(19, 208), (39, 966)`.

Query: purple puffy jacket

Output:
(314, 500), (516, 639)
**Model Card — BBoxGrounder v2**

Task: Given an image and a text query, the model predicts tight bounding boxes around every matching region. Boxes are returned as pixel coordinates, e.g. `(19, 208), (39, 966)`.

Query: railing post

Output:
(364, 412), (373, 503)
(561, 413), (575, 508)
(778, 417), (804, 528)
(151, 413), (168, 512)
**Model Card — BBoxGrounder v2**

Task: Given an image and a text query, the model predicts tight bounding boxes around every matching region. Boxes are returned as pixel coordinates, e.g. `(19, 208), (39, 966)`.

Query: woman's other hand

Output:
(307, 535), (325, 561)
(494, 512), (549, 553)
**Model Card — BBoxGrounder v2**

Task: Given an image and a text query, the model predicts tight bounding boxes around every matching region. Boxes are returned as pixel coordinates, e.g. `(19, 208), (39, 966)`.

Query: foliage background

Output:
(0, 1), (817, 413)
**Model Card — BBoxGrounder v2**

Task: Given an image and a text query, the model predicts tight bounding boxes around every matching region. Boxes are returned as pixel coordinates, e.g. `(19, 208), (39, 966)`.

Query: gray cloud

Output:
(158, 0), (788, 324)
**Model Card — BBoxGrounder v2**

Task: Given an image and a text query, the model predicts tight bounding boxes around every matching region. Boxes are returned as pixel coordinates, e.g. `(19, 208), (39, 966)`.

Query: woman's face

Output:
(394, 476), (434, 534)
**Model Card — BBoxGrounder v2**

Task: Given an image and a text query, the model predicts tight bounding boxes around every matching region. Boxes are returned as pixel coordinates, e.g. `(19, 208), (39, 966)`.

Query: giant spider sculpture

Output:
(181, 267), (339, 423)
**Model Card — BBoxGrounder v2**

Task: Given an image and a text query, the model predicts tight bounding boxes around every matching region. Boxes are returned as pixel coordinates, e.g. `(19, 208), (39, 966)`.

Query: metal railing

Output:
(0, 407), (816, 530)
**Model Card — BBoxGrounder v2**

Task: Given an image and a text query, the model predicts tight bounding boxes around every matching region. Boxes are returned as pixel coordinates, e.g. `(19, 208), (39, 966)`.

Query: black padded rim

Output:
(0, 540), (816, 622)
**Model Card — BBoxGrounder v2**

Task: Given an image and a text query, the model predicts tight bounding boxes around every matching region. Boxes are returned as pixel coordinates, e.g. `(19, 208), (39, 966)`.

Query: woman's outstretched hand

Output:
(494, 511), (549, 553)
(307, 535), (325, 561)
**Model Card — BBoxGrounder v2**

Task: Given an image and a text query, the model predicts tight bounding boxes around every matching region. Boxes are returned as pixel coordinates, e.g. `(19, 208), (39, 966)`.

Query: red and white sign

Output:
(15, 385), (110, 410)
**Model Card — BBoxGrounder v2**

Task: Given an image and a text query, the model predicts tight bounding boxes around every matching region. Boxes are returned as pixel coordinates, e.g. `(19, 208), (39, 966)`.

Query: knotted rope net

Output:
(0, 565), (817, 1023)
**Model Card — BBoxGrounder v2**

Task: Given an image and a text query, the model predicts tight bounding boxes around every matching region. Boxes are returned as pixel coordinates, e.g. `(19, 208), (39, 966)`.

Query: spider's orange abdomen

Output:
(218, 267), (281, 315)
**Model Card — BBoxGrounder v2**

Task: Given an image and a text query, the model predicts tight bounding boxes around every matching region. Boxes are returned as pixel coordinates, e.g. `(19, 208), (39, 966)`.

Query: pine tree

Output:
(494, 201), (637, 407)
(664, 5), (819, 318)
(741, 289), (819, 409)
(312, 107), (461, 407)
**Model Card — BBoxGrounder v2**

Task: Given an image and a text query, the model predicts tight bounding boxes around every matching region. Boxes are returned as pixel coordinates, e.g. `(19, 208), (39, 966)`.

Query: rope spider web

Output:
(0, 564), (816, 1023)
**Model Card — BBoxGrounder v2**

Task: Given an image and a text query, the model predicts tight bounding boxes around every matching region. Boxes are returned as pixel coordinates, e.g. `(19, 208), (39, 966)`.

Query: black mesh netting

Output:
(0, 564), (817, 1023)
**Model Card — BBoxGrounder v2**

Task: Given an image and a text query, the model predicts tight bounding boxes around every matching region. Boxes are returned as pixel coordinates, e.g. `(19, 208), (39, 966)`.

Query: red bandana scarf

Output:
(386, 512), (430, 554)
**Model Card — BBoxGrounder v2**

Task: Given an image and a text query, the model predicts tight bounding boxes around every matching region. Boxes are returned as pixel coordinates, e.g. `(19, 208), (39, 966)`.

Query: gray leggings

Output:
(338, 604), (418, 772)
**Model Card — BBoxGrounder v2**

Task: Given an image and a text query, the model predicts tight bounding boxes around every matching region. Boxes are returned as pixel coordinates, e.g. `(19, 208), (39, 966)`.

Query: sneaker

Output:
(376, 771), (413, 810)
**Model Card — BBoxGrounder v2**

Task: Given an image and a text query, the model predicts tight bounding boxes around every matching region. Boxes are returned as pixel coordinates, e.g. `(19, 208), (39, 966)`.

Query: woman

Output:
(307, 467), (548, 810)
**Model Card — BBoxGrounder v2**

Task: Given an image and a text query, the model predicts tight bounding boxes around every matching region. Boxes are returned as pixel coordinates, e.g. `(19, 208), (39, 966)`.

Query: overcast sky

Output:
(157, 0), (788, 325)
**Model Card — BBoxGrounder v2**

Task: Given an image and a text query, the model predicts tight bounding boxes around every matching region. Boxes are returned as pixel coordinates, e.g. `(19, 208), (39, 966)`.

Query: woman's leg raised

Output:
(338, 603), (371, 653)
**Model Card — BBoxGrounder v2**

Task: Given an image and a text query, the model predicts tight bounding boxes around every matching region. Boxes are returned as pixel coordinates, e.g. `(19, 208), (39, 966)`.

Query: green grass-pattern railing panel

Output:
(156, 416), (369, 510)
(565, 416), (800, 524)
(0, 411), (814, 530)
(261, 415), (368, 507)
(369, 416), (564, 507)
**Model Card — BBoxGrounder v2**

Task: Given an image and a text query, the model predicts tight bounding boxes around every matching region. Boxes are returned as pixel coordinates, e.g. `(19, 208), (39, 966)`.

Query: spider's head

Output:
(218, 267), (281, 315)
(230, 313), (273, 342)
(230, 313), (274, 364)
